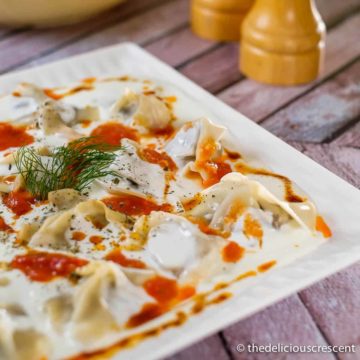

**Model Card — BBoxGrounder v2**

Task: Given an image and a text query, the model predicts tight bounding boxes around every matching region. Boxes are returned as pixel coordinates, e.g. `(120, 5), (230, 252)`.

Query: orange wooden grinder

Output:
(240, 0), (326, 85)
(191, 0), (254, 41)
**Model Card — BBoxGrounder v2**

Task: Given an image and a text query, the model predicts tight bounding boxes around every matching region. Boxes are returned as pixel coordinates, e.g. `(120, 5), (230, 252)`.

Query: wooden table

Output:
(1, 0), (359, 358)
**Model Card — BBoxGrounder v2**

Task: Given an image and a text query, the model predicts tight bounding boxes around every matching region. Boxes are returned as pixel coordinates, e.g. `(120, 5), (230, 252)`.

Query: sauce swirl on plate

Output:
(10, 251), (88, 282)
(0, 123), (34, 151)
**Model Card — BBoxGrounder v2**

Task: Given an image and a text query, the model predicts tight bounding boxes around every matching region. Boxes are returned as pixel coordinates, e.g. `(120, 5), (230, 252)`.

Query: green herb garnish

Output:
(15, 137), (122, 200)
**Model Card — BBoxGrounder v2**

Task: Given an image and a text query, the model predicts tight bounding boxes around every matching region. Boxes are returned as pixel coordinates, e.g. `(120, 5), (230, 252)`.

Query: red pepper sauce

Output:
(177, 285), (196, 301)
(258, 260), (277, 273)
(148, 124), (176, 139)
(80, 119), (92, 128)
(195, 139), (232, 187)
(81, 77), (97, 85)
(44, 84), (93, 100)
(222, 241), (245, 263)
(203, 160), (232, 187)
(144, 276), (196, 304)
(140, 147), (177, 172)
(102, 193), (172, 216)
(187, 216), (230, 238)
(224, 149), (241, 160)
(315, 216), (332, 238)
(89, 235), (104, 244)
(85, 217), (106, 230)
(0, 123), (34, 151)
(10, 251), (88, 282)
(127, 277), (196, 328)
(2, 190), (36, 216)
(243, 213), (263, 247)
(235, 162), (304, 203)
(126, 303), (164, 328)
(182, 194), (203, 211)
(91, 122), (139, 146)
(144, 275), (178, 304)
(72, 231), (86, 241)
(0, 216), (13, 232)
(105, 249), (146, 269)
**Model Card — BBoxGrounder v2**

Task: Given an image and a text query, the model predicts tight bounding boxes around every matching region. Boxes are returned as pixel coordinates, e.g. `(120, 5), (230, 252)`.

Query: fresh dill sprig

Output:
(15, 137), (123, 200)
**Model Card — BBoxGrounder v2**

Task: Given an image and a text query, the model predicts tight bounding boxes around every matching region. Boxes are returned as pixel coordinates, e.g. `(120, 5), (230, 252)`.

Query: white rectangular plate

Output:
(1, 43), (359, 360)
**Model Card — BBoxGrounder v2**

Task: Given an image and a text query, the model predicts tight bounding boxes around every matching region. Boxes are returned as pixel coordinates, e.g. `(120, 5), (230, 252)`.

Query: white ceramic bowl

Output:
(0, 0), (126, 28)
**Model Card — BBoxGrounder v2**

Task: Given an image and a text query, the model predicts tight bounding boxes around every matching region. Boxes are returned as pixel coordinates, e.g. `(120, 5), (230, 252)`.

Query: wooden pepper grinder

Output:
(191, 0), (254, 41)
(240, 0), (326, 85)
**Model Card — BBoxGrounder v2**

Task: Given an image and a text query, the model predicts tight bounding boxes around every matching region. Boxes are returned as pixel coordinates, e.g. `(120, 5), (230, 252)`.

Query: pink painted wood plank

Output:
(223, 295), (336, 360)
(333, 122), (360, 148)
(17, 0), (189, 71)
(0, 0), (171, 74)
(145, 27), (216, 68)
(285, 141), (360, 188)
(167, 334), (230, 360)
(262, 61), (360, 143)
(316, 0), (360, 26)
(218, 14), (360, 121)
(301, 144), (360, 188)
(180, 43), (241, 93)
(300, 262), (360, 360)
(0, 28), (12, 39)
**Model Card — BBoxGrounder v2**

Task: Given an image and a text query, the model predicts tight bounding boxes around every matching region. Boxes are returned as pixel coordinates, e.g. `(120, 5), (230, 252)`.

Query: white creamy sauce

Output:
(148, 221), (198, 271)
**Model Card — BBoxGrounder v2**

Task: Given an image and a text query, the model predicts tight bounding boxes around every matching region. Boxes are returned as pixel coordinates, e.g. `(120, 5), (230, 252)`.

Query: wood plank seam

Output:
(218, 331), (235, 360)
(297, 295), (341, 360)
(145, 22), (190, 46)
(176, 42), (224, 69)
(0, 27), (26, 42)
(141, 23), (190, 47)
(0, 0), (174, 75)
(256, 54), (360, 126)
(260, 59), (360, 143)
(324, 114), (360, 144)
(211, 68), (244, 94)
(323, 2), (360, 28)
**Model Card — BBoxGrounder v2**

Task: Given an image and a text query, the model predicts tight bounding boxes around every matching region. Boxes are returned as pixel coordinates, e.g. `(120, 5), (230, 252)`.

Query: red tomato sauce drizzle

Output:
(140, 147), (177, 172)
(315, 216), (332, 238)
(2, 190), (36, 216)
(187, 216), (230, 238)
(127, 276), (196, 328)
(72, 231), (86, 241)
(10, 251), (88, 282)
(147, 124), (175, 139)
(235, 162), (304, 203)
(44, 84), (94, 100)
(105, 249), (146, 269)
(89, 235), (104, 244)
(203, 160), (232, 187)
(222, 241), (245, 263)
(102, 193), (172, 216)
(193, 139), (232, 187)
(257, 260), (277, 273)
(0, 216), (13, 232)
(0, 123), (34, 151)
(90, 122), (139, 145)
